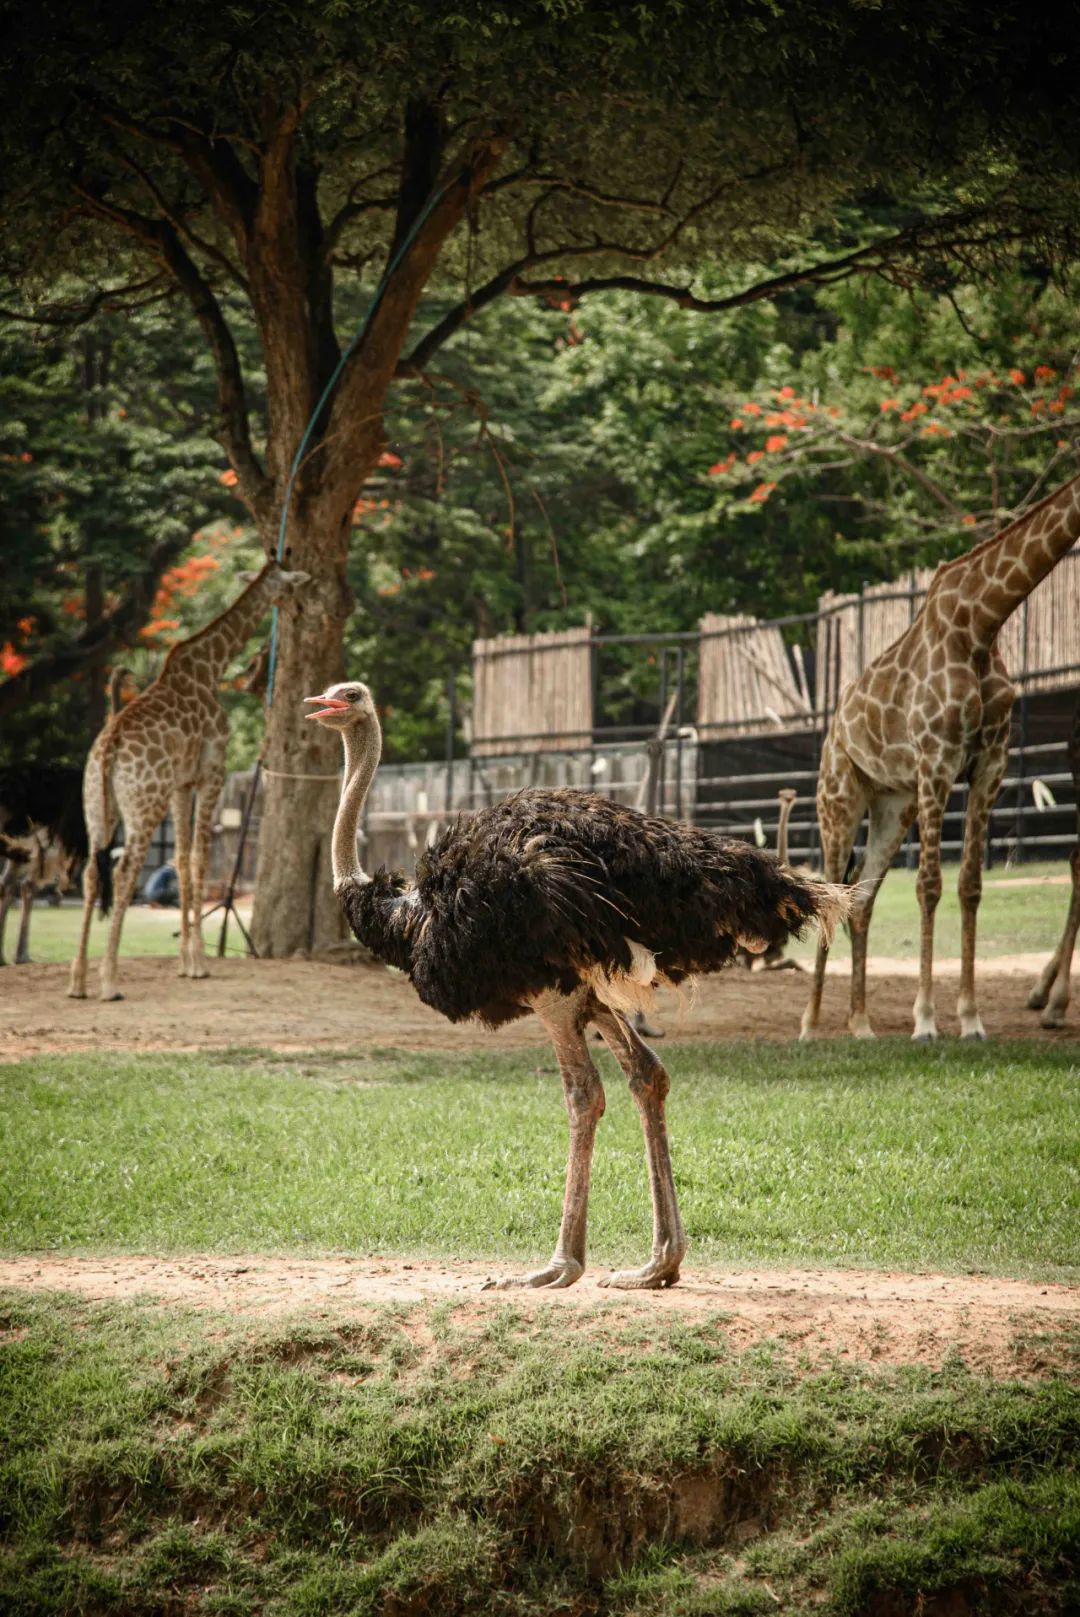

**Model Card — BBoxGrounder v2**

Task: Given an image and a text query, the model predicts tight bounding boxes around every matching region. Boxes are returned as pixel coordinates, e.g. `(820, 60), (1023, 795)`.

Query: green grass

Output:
(2, 1042), (1078, 1279)
(789, 858), (1072, 962)
(20, 857), (1073, 965)
(1, 1292), (1078, 1615)
(16, 899), (250, 963)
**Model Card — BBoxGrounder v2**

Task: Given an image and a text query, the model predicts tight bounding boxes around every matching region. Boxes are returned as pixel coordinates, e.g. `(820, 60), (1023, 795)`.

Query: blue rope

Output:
(265, 172), (459, 706)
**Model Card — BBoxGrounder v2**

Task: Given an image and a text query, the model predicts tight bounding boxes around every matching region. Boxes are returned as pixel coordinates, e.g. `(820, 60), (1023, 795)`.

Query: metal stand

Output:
(199, 760), (262, 959)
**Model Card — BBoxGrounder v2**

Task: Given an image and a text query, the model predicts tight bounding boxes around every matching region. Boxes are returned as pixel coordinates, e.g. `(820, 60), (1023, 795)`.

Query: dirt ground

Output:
(1, 951), (1075, 1058)
(0, 1252), (1075, 1377)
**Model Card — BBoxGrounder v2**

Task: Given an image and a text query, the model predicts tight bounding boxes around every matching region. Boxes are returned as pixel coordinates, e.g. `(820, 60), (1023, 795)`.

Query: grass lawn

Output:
(20, 857), (1075, 966)
(2, 1042), (1078, 1615)
(1, 1042), (1078, 1279)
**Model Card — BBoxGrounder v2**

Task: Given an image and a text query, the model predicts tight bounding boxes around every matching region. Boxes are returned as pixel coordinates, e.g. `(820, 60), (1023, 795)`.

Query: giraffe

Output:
(68, 560), (311, 1001)
(1026, 697), (1080, 1029)
(801, 472), (1080, 1042)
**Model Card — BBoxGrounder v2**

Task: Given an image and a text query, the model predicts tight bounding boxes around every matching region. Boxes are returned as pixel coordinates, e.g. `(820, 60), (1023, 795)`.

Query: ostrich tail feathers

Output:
(803, 877), (850, 947)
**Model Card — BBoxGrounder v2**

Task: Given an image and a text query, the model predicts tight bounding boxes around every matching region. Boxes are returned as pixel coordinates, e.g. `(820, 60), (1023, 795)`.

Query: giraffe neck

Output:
(163, 566), (280, 685)
(957, 475), (1080, 645)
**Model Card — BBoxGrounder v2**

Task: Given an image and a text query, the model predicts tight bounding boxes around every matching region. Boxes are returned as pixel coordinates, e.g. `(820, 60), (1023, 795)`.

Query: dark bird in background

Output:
(306, 680), (846, 1291)
(0, 669), (135, 964)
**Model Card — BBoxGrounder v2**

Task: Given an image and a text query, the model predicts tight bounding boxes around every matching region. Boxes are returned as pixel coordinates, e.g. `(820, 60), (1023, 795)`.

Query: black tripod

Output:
(198, 761), (262, 959)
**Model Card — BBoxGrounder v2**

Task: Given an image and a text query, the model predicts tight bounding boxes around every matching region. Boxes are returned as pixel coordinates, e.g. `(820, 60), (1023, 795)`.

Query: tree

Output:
(3, 0), (1080, 951)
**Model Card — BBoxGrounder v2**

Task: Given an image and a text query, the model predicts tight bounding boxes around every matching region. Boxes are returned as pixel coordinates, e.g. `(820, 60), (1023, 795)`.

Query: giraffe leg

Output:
(800, 796), (864, 1040)
(956, 745), (1008, 1040)
(1034, 846), (1080, 1029)
(172, 787), (194, 977)
(67, 852), (101, 999)
(591, 1004), (687, 1289)
(847, 794), (915, 1039)
(98, 802), (166, 1001)
(912, 764), (951, 1042)
(484, 989), (604, 1290)
(0, 874), (13, 966)
(188, 767), (225, 979)
(13, 873), (34, 965)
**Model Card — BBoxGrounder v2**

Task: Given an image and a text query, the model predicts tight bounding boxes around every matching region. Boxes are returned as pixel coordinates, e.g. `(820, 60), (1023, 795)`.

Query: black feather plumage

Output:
(338, 788), (835, 1028)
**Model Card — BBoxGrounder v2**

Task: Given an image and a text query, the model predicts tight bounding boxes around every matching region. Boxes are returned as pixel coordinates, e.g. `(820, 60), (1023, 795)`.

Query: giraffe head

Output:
(238, 560), (313, 604)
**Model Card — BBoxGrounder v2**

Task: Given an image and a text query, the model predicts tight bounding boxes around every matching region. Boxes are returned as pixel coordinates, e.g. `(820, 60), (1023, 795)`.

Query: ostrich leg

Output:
(592, 1005), (687, 1289)
(485, 989), (605, 1289)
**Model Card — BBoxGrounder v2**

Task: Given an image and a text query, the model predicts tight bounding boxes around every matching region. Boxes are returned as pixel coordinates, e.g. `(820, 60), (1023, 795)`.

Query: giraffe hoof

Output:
(1026, 990), (1049, 1011)
(961, 1030), (986, 1042)
(99, 991), (124, 1002)
(1040, 1012), (1067, 1030)
(911, 1031), (936, 1044)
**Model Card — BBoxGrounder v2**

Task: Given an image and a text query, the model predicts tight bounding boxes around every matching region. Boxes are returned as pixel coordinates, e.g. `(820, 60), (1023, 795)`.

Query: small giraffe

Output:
(1026, 698), (1080, 1029)
(802, 473), (1080, 1041)
(69, 560), (311, 1001)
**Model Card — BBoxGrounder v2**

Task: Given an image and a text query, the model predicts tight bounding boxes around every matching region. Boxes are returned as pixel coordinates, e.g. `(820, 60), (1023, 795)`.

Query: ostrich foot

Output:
(482, 1257), (584, 1291)
(599, 1245), (685, 1290)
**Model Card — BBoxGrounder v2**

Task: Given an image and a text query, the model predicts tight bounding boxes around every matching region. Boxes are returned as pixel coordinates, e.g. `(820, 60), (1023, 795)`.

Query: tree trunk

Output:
(249, 504), (353, 957)
(84, 560), (105, 743)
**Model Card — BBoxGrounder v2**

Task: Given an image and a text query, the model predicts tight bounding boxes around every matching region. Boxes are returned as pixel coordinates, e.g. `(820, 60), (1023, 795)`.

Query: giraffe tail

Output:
(95, 848), (113, 917)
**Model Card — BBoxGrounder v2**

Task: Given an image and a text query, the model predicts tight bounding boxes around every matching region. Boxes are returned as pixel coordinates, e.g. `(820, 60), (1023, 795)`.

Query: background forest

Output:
(4, 262), (1079, 765)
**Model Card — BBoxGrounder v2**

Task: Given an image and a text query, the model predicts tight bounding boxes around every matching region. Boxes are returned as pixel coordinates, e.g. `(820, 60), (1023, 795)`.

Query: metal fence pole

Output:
(445, 671), (456, 813)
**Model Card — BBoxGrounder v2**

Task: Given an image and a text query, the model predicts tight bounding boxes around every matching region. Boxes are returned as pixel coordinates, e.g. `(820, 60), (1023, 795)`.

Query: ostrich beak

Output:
(303, 693), (350, 720)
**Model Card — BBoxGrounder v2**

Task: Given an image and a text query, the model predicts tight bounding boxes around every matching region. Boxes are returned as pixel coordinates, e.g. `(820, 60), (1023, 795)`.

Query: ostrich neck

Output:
(333, 718), (383, 888)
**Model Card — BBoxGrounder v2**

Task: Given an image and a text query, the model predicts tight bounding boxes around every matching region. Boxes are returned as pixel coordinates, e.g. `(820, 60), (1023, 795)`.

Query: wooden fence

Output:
(696, 612), (815, 740)
(471, 625), (593, 757)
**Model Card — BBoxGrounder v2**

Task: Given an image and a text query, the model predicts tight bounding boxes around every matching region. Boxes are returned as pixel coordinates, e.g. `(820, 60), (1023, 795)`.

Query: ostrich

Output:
(306, 681), (845, 1291)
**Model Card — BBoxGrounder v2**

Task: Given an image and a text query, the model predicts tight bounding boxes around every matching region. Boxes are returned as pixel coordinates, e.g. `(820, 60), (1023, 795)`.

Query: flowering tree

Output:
(702, 277), (1080, 564)
(4, 1), (1080, 950)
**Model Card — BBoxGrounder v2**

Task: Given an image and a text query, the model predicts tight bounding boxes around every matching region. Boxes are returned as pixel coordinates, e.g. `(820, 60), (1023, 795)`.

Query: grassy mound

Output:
(2, 1294), (1078, 1615)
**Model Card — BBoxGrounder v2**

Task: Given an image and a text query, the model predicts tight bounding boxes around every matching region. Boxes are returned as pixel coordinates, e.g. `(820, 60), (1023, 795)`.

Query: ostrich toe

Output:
(482, 1257), (584, 1291)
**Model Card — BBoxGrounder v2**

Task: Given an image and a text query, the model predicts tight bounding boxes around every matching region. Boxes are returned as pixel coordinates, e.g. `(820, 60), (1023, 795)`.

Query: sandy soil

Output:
(1, 952), (1075, 1059)
(0, 1253), (1074, 1376)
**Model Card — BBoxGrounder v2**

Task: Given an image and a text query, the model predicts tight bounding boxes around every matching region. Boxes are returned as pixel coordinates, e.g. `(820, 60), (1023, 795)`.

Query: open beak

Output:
(304, 693), (350, 720)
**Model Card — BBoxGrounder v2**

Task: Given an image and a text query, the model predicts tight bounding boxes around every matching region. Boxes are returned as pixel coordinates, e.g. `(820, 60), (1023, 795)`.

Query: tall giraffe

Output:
(69, 560), (311, 1001)
(802, 473), (1080, 1042)
(1026, 697), (1080, 1029)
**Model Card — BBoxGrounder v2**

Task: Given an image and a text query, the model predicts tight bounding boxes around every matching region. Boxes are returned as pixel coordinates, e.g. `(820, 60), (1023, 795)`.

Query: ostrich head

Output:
(304, 680), (377, 730)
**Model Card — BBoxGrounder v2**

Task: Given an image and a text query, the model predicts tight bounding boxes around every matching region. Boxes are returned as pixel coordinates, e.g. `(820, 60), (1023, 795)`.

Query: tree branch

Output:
(72, 183), (269, 518)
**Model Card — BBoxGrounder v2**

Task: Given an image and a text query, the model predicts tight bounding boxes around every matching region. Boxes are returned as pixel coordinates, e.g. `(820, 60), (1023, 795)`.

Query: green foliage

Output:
(0, 301), (239, 763)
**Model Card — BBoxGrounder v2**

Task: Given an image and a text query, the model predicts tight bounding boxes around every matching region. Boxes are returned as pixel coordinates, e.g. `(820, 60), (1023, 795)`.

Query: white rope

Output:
(262, 767), (340, 782)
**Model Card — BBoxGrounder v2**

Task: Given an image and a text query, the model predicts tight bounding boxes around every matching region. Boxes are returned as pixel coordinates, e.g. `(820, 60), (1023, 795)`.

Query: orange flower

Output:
(729, 418), (744, 430)
(1034, 365), (1057, 383)
(0, 643), (27, 676)
(417, 567), (436, 581)
(866, 366), (898, 381)
(764, 435), (788, 453)
(378, 450), (403, 468)
(16, 616), (35, 638)
(879, 399), (900, 412)
(1009, 368), (1026, 385)
(776, 385), (796, 399)
(746, 450), (764, 464)
(219, 468), (239, 487)
(1031, 400), (1045, 415)
(742, 402), (762, 416)
(748, 481), (777, 504)
(900, 401), (928, 422)
(19, 451), (32, 463)
(961, 515), (977, 527)
(708, 454), (735, 475)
